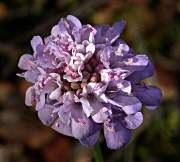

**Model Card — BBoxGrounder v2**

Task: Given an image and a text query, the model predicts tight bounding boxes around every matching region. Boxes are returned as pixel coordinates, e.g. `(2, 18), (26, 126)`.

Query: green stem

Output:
(91, 143), (104, 162)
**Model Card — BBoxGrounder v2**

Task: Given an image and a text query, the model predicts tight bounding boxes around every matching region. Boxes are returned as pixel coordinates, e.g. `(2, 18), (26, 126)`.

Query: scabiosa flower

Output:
(17, 15), (162, 149)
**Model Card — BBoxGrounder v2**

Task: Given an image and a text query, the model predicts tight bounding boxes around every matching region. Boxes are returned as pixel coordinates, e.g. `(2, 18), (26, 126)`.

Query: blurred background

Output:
(0, 0), (179, 162)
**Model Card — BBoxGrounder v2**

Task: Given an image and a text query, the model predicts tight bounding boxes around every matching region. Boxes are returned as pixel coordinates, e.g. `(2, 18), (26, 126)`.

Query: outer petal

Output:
(106, 20), (126, 44)
(109, 43), (130, 65)
(112, 55), (149, 71)
(49, 87), (61, 100)
(123, 112), (143, 129)
(57, 105), (71, 125)
(95, 25), (109, 44)
(18, 54), (34, 70)
(67, 15), (82, 29)
(133, 85), (162, 110)
(31, 36), (43, 53)
(38, 104), (57, 126)
(25, 86), (35, 106)
(95, 20), (126, 44)
(100, 68), (131, 82)
(51, 118), (72, 137)
(107, 95), (142, 115)
(24, 70), (40, 83)
(104, 119), (131, 149)
(51, 25), (61, 37)
(106, 79), (131, 95)
(80, 97), (93, 117)
(80, 130), (101, 147)
(126, 62), (154, 83)
(36, 93), (45, 110)
(99, 47), (111, 68)
(71, 117), (100, 139)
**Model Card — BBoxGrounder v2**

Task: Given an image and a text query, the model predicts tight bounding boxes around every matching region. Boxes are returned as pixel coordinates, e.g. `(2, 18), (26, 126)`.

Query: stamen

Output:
(71, 82), (80, 90)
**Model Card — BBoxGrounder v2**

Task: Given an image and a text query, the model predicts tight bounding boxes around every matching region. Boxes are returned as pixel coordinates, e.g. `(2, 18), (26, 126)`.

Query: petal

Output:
(31, 36), (43, 53)
(104, 119), (131, 149)
(133, 85), (162, 110)
(107, 79), (131, 95)
(108, 95), (142, 115)
(92, 107), (111, 123)
(106, 20), (126, 44)
(24, 70), (40, 83)
(89, 98), (111, 123)
(109, 43), (130, 65)
(126, 62), (154, 83)
(49, 87), (61, 100)
(71, 117), (100, 139)
(86, 43), (95, 54)
(25, 86), (35, 106)
(57, 19), (70, 37)
(99, 47), (111, 68)
(38, 104), (57, 126)
(113, 55), (149, 71)
(80, 130), (101, 147)
(18, 54), (34, 70)
(51, 25), (61, 37)
(58, 105), (71, 124)
(100, 68), (131, 82)
(80, 97), (93, 117)
(123, 112), (143, 129)
(36, 93), (45, 110)
(62, 92), (75, 105)
(51, 118), (72, 137)
(80, 25), (96, 42)
(95, 25), (110, 44)
(111, 20), (126, 36)
(67, 15), (82, 29)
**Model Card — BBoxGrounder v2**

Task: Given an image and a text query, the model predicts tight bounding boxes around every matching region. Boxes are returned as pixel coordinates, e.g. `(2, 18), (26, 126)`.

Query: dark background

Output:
(0, 0), (179, 162)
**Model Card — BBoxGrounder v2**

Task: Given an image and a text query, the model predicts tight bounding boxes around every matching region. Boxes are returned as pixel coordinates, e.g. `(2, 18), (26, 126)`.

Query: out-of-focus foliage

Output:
(0, 0), (179, 162)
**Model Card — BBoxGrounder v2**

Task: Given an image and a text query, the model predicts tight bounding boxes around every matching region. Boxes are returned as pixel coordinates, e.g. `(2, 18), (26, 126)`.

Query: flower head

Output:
(17, 15), (162, 149)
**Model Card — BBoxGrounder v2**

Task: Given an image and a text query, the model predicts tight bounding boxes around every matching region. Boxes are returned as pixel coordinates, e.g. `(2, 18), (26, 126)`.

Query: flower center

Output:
(59, 56), (104, 97)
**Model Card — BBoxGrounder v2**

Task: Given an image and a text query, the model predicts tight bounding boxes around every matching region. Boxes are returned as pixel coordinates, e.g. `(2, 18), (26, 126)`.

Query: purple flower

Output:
(17, 15), (162, 149)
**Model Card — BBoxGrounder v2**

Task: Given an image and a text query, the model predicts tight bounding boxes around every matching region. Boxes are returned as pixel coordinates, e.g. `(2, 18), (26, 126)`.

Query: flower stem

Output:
(91, 143), (104, 162)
